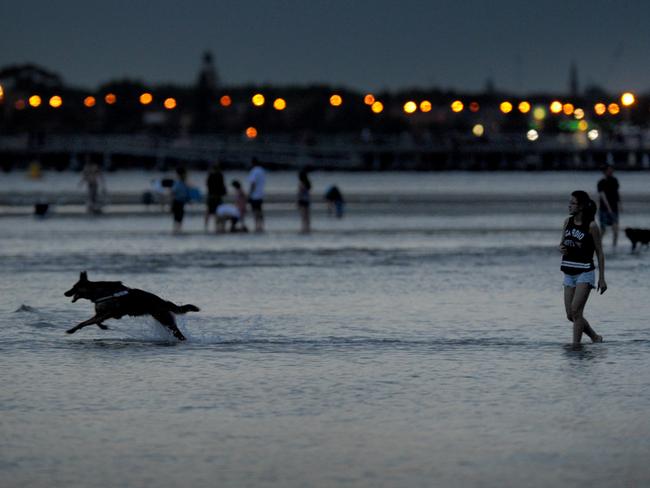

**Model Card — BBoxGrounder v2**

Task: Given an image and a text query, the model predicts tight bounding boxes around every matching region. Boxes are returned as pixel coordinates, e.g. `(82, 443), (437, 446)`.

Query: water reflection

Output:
(562, 343), (609, 362)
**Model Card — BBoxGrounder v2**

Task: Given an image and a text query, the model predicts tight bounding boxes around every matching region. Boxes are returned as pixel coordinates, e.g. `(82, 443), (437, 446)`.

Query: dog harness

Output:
(95, 290), (129, 303)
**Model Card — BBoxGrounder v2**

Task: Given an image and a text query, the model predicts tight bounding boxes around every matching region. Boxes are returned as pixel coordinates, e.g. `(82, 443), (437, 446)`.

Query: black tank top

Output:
(561, 217), (595, 274)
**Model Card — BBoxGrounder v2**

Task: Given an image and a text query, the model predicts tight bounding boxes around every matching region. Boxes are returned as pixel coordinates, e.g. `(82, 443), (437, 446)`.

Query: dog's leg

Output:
(97, 323), (109, 330)
(151, 311), (186, 341)
(66, 314), (111, 334)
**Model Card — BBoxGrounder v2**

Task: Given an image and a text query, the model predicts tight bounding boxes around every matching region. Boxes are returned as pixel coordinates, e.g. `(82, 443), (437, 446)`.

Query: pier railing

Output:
(1, 133), (649, 170)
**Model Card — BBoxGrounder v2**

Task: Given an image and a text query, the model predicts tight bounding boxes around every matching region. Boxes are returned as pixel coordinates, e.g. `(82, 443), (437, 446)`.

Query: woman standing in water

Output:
(559, 190), (607, 344)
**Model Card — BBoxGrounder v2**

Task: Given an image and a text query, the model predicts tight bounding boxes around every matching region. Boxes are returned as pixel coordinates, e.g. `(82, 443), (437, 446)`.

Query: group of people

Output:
(560, 163), (621, 346)
(169, 161), (263, 235)
(168, 158), (346, 235)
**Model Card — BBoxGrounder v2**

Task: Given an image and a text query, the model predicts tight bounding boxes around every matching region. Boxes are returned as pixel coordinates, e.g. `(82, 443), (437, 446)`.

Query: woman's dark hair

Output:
(571, 190), (597, 223)
(231, 179), (241, 189)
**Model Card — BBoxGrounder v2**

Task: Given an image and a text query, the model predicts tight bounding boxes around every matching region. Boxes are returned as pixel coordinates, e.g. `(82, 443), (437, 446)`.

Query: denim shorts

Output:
(599, 210), (618, 227)
(563, 270), (595, 288)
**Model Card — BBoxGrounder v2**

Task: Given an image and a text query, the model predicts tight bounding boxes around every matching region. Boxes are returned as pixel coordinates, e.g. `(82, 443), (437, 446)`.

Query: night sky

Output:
(2, 0), (649, 94)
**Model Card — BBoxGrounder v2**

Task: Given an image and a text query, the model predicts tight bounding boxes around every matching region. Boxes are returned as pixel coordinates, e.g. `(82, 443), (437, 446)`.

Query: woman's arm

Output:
(590, 222), (607, 294)
(559, 217), (570, 255)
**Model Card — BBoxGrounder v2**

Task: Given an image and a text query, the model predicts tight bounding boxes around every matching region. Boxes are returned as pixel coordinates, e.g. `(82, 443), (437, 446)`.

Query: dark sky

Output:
(2, 0), (649, 94)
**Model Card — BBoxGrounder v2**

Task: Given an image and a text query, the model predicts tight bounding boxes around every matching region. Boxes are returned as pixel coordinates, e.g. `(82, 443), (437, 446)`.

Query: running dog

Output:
(64, 271), (199, 340)
(625, 228), (650, 252)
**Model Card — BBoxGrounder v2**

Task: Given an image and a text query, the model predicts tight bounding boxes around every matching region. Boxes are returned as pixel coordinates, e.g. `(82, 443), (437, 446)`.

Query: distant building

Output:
(193, 51), (220, 132)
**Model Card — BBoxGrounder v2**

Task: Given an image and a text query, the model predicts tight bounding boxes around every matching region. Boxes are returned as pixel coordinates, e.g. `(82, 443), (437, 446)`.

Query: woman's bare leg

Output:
(570, 284), (600, 344)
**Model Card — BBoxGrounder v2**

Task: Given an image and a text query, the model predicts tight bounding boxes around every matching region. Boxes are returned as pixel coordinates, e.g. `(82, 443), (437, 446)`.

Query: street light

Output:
(139, 93), (153, 105)
(29, 95), (42, 108)
(403, 101), (417, 114)
(329, 94), (343, 107)
(620, 92), (635, 107)
(451, 100), (463, 112)
(49, 95), (63, 108)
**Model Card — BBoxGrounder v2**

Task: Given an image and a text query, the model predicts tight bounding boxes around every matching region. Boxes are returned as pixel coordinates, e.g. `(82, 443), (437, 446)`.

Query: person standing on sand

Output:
(204, 163), (227, 232)
(79, 160), (106, 214)
(171, 167), (191, 234)
(559, 190), (607, 345)
(247, 158), (266, 232)
(597, 163), (621, 248)
(297, 168), (312, 234)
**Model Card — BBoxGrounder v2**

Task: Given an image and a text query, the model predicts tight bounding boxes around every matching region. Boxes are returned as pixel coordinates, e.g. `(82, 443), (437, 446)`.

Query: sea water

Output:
(1, 171), (649, 487)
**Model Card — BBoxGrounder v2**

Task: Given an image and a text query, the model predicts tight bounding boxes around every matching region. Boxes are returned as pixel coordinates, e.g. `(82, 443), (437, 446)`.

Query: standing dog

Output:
(64, 272), (199, 340)
(625, 228), (650, 252)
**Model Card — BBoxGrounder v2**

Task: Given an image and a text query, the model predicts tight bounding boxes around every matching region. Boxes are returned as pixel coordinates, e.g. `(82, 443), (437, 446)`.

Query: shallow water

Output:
(1, 171), (649, 487)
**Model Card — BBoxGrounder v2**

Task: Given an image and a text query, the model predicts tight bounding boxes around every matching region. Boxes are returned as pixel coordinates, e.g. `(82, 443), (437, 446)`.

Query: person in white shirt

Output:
(247, 158), (266, 232)
(216, 203), (242, 233)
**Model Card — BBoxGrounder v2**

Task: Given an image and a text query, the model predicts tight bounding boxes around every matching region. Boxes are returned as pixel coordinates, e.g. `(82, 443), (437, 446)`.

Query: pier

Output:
(2, 133), (650, 172)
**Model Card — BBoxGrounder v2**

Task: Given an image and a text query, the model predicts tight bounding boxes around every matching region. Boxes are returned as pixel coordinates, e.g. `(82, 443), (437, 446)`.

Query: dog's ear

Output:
(80, 271), (88, 281)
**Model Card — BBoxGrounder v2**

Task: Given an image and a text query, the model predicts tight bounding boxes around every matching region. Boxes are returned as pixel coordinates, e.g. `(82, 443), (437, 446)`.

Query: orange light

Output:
(164, 98), (177, 110)
(364, 94), (375, 105)
(329, 94), (343, 107)
(500, 101), (513, 114)
(620, 92), (635, 107)
(578, 120), (588, 131)
(49, 95), (63, 108)
(371, 101), (384, 114)
(139, 93), (153, 105)
(469, 101), (480, 112)
(105, 93), (117, 105)
(451, 100), (464, 112)
(0, 84), (4, 102)
(28, 95), (42, 108)
(220, 95), (232, 107)
(594, 103), (606, 115)
(252, 93), (265, 107)
(245, 126), (258, 139)
(608, 103), (620, 115)
(420, 100), (432, 113)
(562, 103), (574, 115)
(403, 101), (418, 114)
(273, 98), (287, 111)
(550, 101), (563, 114)
(518, 101), (531, 113)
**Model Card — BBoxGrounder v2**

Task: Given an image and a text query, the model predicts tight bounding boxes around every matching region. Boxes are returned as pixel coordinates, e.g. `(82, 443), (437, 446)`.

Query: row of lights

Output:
(469, 123), (598, 142)
(3, 85), (637, 118)
(242, 123), (602, 142)
(13, 93), (180, 111)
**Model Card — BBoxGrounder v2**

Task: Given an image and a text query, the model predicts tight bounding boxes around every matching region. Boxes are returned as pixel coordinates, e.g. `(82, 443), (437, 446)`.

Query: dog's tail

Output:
(168, 302), (200, 314)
